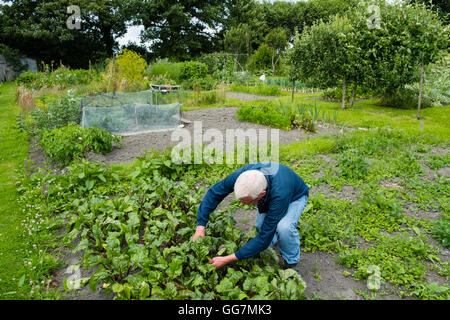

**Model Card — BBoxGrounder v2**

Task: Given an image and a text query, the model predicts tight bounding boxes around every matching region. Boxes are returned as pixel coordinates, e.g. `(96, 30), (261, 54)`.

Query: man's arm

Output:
(196, 165), (249, 227)
(209, 254), (238, 269)
(234, 196), (290, 260)
(206, 197), (290, 270)
(207, 200), (286, 270)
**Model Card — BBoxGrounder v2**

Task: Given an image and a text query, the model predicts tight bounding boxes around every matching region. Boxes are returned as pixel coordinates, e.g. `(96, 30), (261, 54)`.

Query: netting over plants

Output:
(80, 90), (183, 135)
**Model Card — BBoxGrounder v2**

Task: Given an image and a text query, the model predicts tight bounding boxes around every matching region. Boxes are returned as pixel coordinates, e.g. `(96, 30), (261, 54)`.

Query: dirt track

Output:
(85, 106), (342, 164)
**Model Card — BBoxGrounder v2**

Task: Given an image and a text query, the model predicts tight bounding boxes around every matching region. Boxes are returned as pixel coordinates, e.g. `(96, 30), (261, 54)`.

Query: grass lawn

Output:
(230, 91), (450, 144)
(0, 82), (29, 298)
(292, 94), (450, 144)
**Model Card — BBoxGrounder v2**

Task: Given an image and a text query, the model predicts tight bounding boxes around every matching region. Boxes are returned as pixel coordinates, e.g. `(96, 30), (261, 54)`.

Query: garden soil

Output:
(225, 194), (405, 300)
(85, 107), (342, 164)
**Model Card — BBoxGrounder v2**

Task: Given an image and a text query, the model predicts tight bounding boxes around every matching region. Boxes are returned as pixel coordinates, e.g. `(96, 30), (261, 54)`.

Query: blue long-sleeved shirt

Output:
(196, 162), (309, 260)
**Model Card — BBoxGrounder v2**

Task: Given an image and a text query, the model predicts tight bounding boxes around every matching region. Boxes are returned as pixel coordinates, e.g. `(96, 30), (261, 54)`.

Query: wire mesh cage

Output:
(80, 90), (183, 135)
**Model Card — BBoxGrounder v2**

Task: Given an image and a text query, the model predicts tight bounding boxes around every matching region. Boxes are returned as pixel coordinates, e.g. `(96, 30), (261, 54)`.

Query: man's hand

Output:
(192, 225), (205, 242)
(209, 254), (238, 270)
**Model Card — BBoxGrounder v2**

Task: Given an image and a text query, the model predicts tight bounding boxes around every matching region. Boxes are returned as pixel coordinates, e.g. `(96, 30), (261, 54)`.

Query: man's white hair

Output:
(234, 170), (267, 200)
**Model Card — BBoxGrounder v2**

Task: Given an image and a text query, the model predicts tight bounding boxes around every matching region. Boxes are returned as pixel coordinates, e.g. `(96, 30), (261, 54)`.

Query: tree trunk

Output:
(349, 85), (357, 108)
(417, 57), (424, 120)
(233, 55), (237, 73)
(291, 80), (295, 103)
(272, 54), (275, 75)
(341, 80), (347, 110)
(101, 24), (114, 58)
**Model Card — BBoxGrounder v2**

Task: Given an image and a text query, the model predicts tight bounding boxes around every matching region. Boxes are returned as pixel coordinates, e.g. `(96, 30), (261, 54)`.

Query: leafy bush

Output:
(182, 76), (219, 91)
(333, 128), (411, 159)
(16, 66), (98, 90)
(38, 123), (122, 167)
(229, 72), (259, 86)
(146, 59), (182, 83)
(273, 102), (318, 132)
(379, 56), (450, 109)
(197, 52), (234, 80)
(237, 104), (291, 130)
(179, 61), (208, 81)
(16, 72), (40, 87)
(248, 44), (272, 74)
(380, 87), (435, 109)
(115, 49), (148, 84)
(292, 112), (316, 133)
(28, 95), (81, 134)
(16, 71), (44, 89)
(146, 59), (216, 90)
(237, 101), (329, 132)
(52, 67), (93, 87)
(148, 74), (178, 86)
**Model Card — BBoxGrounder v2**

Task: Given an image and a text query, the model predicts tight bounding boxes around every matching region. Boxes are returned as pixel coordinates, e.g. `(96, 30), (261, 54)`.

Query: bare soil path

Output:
(85, 107), (341, 164)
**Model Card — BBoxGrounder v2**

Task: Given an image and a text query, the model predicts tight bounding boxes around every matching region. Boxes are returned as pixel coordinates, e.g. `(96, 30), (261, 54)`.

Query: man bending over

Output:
(192, 162), (309, 270)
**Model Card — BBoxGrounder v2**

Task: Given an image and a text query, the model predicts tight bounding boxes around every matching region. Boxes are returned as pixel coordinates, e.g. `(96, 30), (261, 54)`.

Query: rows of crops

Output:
(18, 152), (307, 300)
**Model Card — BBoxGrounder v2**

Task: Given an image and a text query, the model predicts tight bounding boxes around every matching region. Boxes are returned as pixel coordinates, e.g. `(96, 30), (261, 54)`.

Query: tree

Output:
(408, 0), (449, 23)
(353, 0), (448, 117)
(223, 0), (358, 53)
(300, 0), (359, 31)
(248, 44), (272, 73)
(224, 24), (251, 72)
(265, 27), (288, 75)
(0, 0), (132, 68)
(223, 0), (259, 31)
(286, 42), (301, 103)
(121, 42), (152, 64)
(398, 2), (449, 119)
(259, 0), (305, 41)
(132, 0), (226, 61)
(222, 0), (268, 51)
(290, 15), (364, 109)
(289, 0), (449, 111)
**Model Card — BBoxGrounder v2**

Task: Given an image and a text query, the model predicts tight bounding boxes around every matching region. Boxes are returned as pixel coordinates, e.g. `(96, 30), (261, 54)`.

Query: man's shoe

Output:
(280, 259), (298, 269)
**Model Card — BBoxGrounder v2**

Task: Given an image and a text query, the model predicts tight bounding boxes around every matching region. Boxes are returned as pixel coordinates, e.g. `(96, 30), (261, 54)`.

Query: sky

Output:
(117, 25), (145, 48)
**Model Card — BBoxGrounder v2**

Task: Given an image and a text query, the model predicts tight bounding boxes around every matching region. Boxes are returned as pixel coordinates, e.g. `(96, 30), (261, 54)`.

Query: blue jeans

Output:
(255, 194), (308, 264)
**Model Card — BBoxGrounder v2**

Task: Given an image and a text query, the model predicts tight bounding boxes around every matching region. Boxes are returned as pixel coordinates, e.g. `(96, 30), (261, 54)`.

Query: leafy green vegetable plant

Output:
(38, 123), (122, 167)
